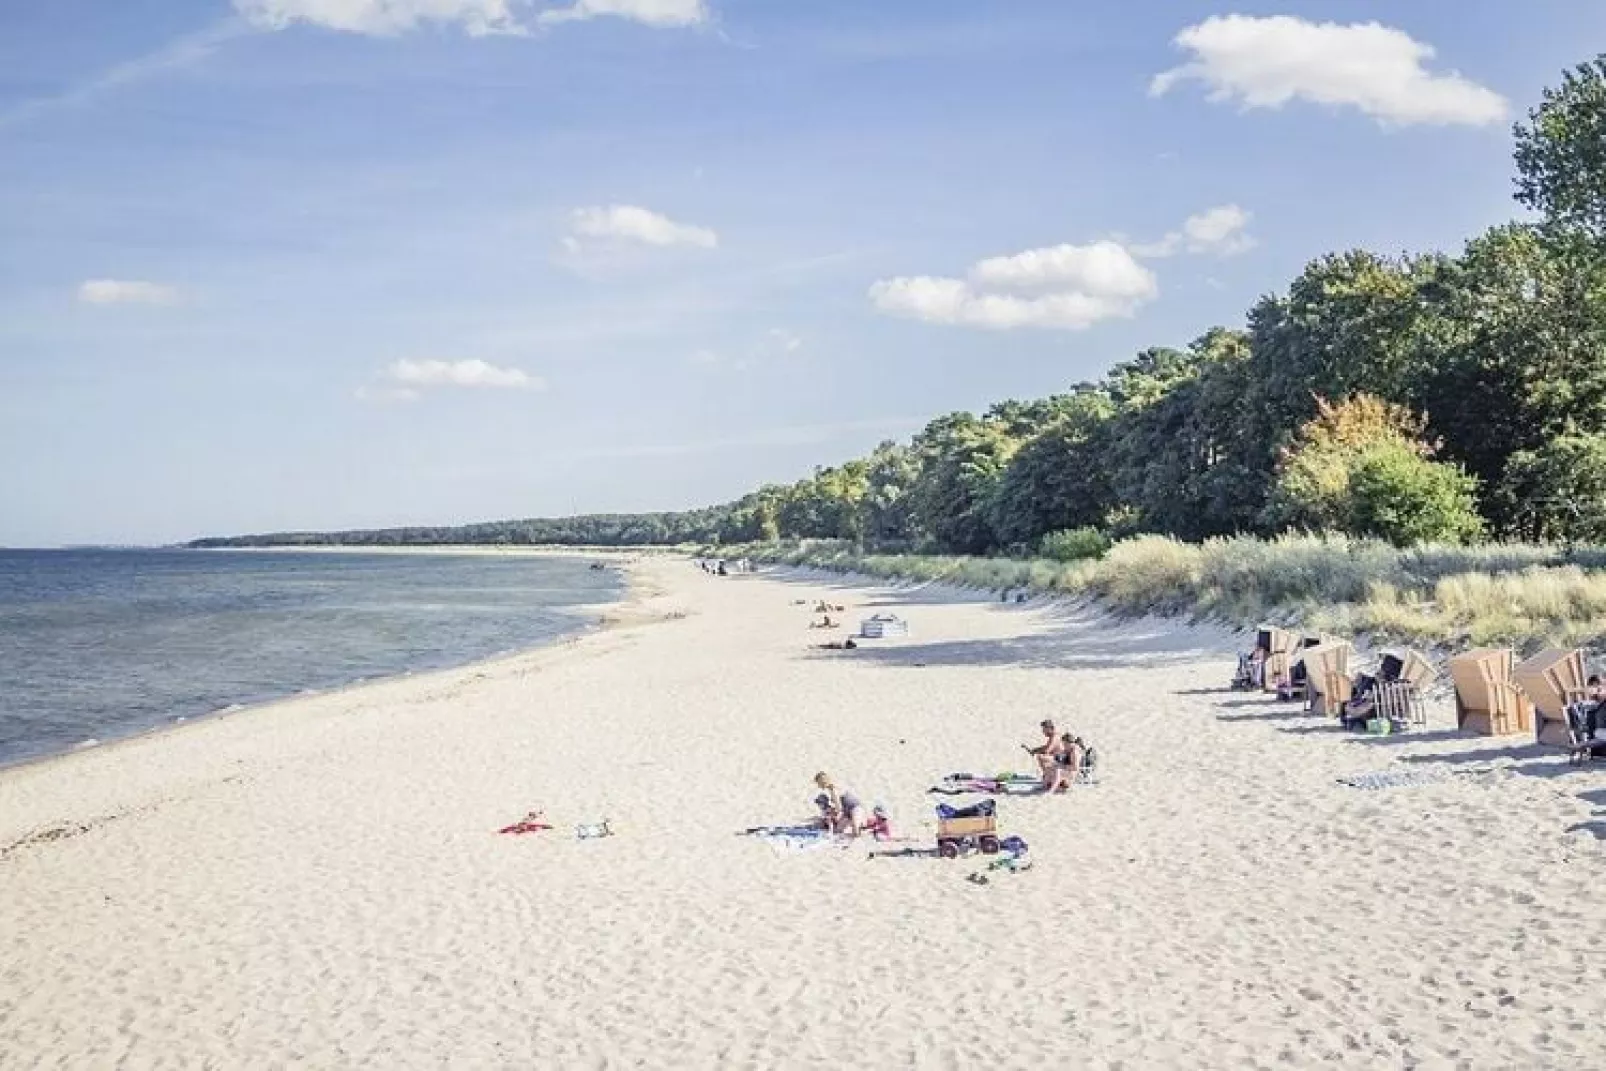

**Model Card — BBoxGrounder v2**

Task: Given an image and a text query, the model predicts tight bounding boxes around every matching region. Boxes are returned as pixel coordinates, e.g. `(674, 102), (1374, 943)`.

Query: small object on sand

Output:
(1336, 767), (1492, 790)
(576, 819), (613, 839)
(498, 811), (553, 835)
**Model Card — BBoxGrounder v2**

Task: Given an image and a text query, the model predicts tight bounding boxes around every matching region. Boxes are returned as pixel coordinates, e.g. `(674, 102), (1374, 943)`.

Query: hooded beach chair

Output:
(1371, 649), (1435, 729)
(1448, 648), (1534, 737)
(1260, 626), (1294, 693)
(1512, 648), (1590, 749)
(1297, 641), (1354, 717)
(1277, 632), (1327, 699)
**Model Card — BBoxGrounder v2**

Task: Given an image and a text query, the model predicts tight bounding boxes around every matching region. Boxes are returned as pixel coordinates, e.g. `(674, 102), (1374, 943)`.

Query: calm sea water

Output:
(0, 549), (622, 767)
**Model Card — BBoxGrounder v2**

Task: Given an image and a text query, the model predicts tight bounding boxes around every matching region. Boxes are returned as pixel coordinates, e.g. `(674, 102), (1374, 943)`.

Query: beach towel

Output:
(739, 824), (850, 854)
(928, 772), (1043, 796)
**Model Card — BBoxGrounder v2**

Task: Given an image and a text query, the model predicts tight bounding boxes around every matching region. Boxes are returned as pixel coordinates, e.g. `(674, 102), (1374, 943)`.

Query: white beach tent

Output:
(860, 614), (910, 639)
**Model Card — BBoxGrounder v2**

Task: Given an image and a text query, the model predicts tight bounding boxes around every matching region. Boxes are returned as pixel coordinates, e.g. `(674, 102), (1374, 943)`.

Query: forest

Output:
(194, 58), (1606, 558)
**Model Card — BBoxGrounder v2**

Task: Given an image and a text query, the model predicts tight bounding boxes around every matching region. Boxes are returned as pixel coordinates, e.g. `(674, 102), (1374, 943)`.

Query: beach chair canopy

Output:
(1513, 648), (1589, 717)
(1382, 649), (1435, 691)
(1448, 648), (1512, 701)
(1300, 642), (1354, 697)
(1291, 640), (1348, 671)
(1257, 626), (1293, 654)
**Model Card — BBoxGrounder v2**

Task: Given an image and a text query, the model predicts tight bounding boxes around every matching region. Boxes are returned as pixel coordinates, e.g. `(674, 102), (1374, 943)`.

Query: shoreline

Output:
(0, 551), (649, 782)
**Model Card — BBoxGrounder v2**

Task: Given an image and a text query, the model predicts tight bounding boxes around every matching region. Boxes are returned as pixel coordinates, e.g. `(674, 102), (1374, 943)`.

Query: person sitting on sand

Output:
(1055, 733), (1083, 790)
(1023, 720), (1067, 791)
(813, 771), (863, 836)
(1583, 675), (1606, 739)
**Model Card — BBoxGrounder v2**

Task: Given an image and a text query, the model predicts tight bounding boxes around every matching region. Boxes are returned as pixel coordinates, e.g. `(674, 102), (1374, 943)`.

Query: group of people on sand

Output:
(809, 720), (1092, 837)
(695, 557), (752, 576)
(1023, 718), (1090, 793)
(811, 771), (888, 838)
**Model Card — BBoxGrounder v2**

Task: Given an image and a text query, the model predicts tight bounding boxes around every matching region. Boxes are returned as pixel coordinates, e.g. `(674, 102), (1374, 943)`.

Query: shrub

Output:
(1038, 527), (1112, 562)
(1346, 443), (1485, 546)
(1269, 394), (1434, 532)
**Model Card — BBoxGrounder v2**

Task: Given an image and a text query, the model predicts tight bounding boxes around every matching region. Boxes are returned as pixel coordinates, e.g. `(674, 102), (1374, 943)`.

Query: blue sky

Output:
(2, 1), (1603, 545)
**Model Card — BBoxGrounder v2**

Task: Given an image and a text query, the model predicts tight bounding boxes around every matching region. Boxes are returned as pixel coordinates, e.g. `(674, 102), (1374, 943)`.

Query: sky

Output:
(2, 1), (1604, 546)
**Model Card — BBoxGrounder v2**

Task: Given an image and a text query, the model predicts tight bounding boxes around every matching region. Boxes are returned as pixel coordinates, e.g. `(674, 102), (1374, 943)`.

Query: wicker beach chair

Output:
(1260, 626), (1294, 693)
(1512, 648), (1590, 749)
(1448, 648), (1534, 737)
(1372, 649), (1435, 730)
(1299, 641), (1354, 717)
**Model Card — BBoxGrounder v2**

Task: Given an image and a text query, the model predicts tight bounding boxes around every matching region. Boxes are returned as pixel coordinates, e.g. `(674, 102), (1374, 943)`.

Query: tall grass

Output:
(719, 534), (1606, 652)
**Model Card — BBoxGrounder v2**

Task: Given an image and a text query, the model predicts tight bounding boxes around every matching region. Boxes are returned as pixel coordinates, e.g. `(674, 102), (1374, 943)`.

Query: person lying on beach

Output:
(813, 771), (863, 836)
(1023, 719), (1068, 791)
(809, 614), (838, 629)
(816, 638), (858, 650)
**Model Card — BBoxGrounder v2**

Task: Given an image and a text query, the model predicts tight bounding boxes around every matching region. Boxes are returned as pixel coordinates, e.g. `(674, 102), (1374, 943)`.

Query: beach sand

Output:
(3, 557), (1605, 1068)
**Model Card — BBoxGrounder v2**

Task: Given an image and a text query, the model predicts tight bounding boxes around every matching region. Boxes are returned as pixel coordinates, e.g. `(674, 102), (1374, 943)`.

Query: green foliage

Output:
(1346, 443), (1484, 547)
(1038, 527), (1111, 562)
(1514, 56), (1606, 241)
(1498, 431), (1606, 543)
(1269, 394), (1434, 532)
(908, 413), (1019, 554)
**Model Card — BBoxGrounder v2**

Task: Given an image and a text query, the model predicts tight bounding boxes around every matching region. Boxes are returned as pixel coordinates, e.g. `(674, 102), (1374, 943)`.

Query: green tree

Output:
(1514, 56), (1606, 241)
(988, 389), (1114, 547)
(909, 413), (1019, 554)
(1497, 431), (1606, 543)
(1417, 225), (1606, 527)
(859, 440), (922, 546)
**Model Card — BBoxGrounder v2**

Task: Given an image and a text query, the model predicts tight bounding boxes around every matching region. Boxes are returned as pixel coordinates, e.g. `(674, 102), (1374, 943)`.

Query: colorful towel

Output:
(929, 773), (1043, 796)
(498, 812), (553, 835)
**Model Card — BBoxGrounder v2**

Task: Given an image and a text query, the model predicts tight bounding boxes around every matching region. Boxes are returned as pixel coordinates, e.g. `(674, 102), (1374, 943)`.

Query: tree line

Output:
(193, 58), (1606, 556)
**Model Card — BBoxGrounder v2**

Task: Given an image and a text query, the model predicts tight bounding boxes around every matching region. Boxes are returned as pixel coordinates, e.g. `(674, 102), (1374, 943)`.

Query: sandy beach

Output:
(4, 556), (1606, 1069)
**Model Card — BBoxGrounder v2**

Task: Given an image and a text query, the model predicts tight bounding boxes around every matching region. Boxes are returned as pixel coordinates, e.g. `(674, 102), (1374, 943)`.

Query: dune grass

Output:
(718, 534), (1606, 653)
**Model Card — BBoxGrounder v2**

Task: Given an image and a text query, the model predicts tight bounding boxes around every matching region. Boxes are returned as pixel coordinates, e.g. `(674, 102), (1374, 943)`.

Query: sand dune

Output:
(3, 557), (1605, 1068)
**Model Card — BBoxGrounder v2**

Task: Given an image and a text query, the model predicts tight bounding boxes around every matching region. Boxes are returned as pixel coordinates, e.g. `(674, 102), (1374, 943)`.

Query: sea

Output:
(0, 548), (622, 768)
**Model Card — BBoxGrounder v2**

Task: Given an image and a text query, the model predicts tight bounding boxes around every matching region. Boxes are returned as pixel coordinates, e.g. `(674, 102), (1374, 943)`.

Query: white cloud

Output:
(1151, 15), (1508, 126)
(384, 358), (543, 390)
(78, 279), (181, 305)
(538, 0), (707, 28)
(1183, 204), (1253, 253)
(869, 205), (1262, 330)
(235, 0), (527, 35)
(766, 327), (802, 354)
(870, 241), (1158, 331)
(970, 239), (1157, 297)
(870, 277), (1150, 331)
(569, 205), (717, 249)
(1130, 204), (1255, 258)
